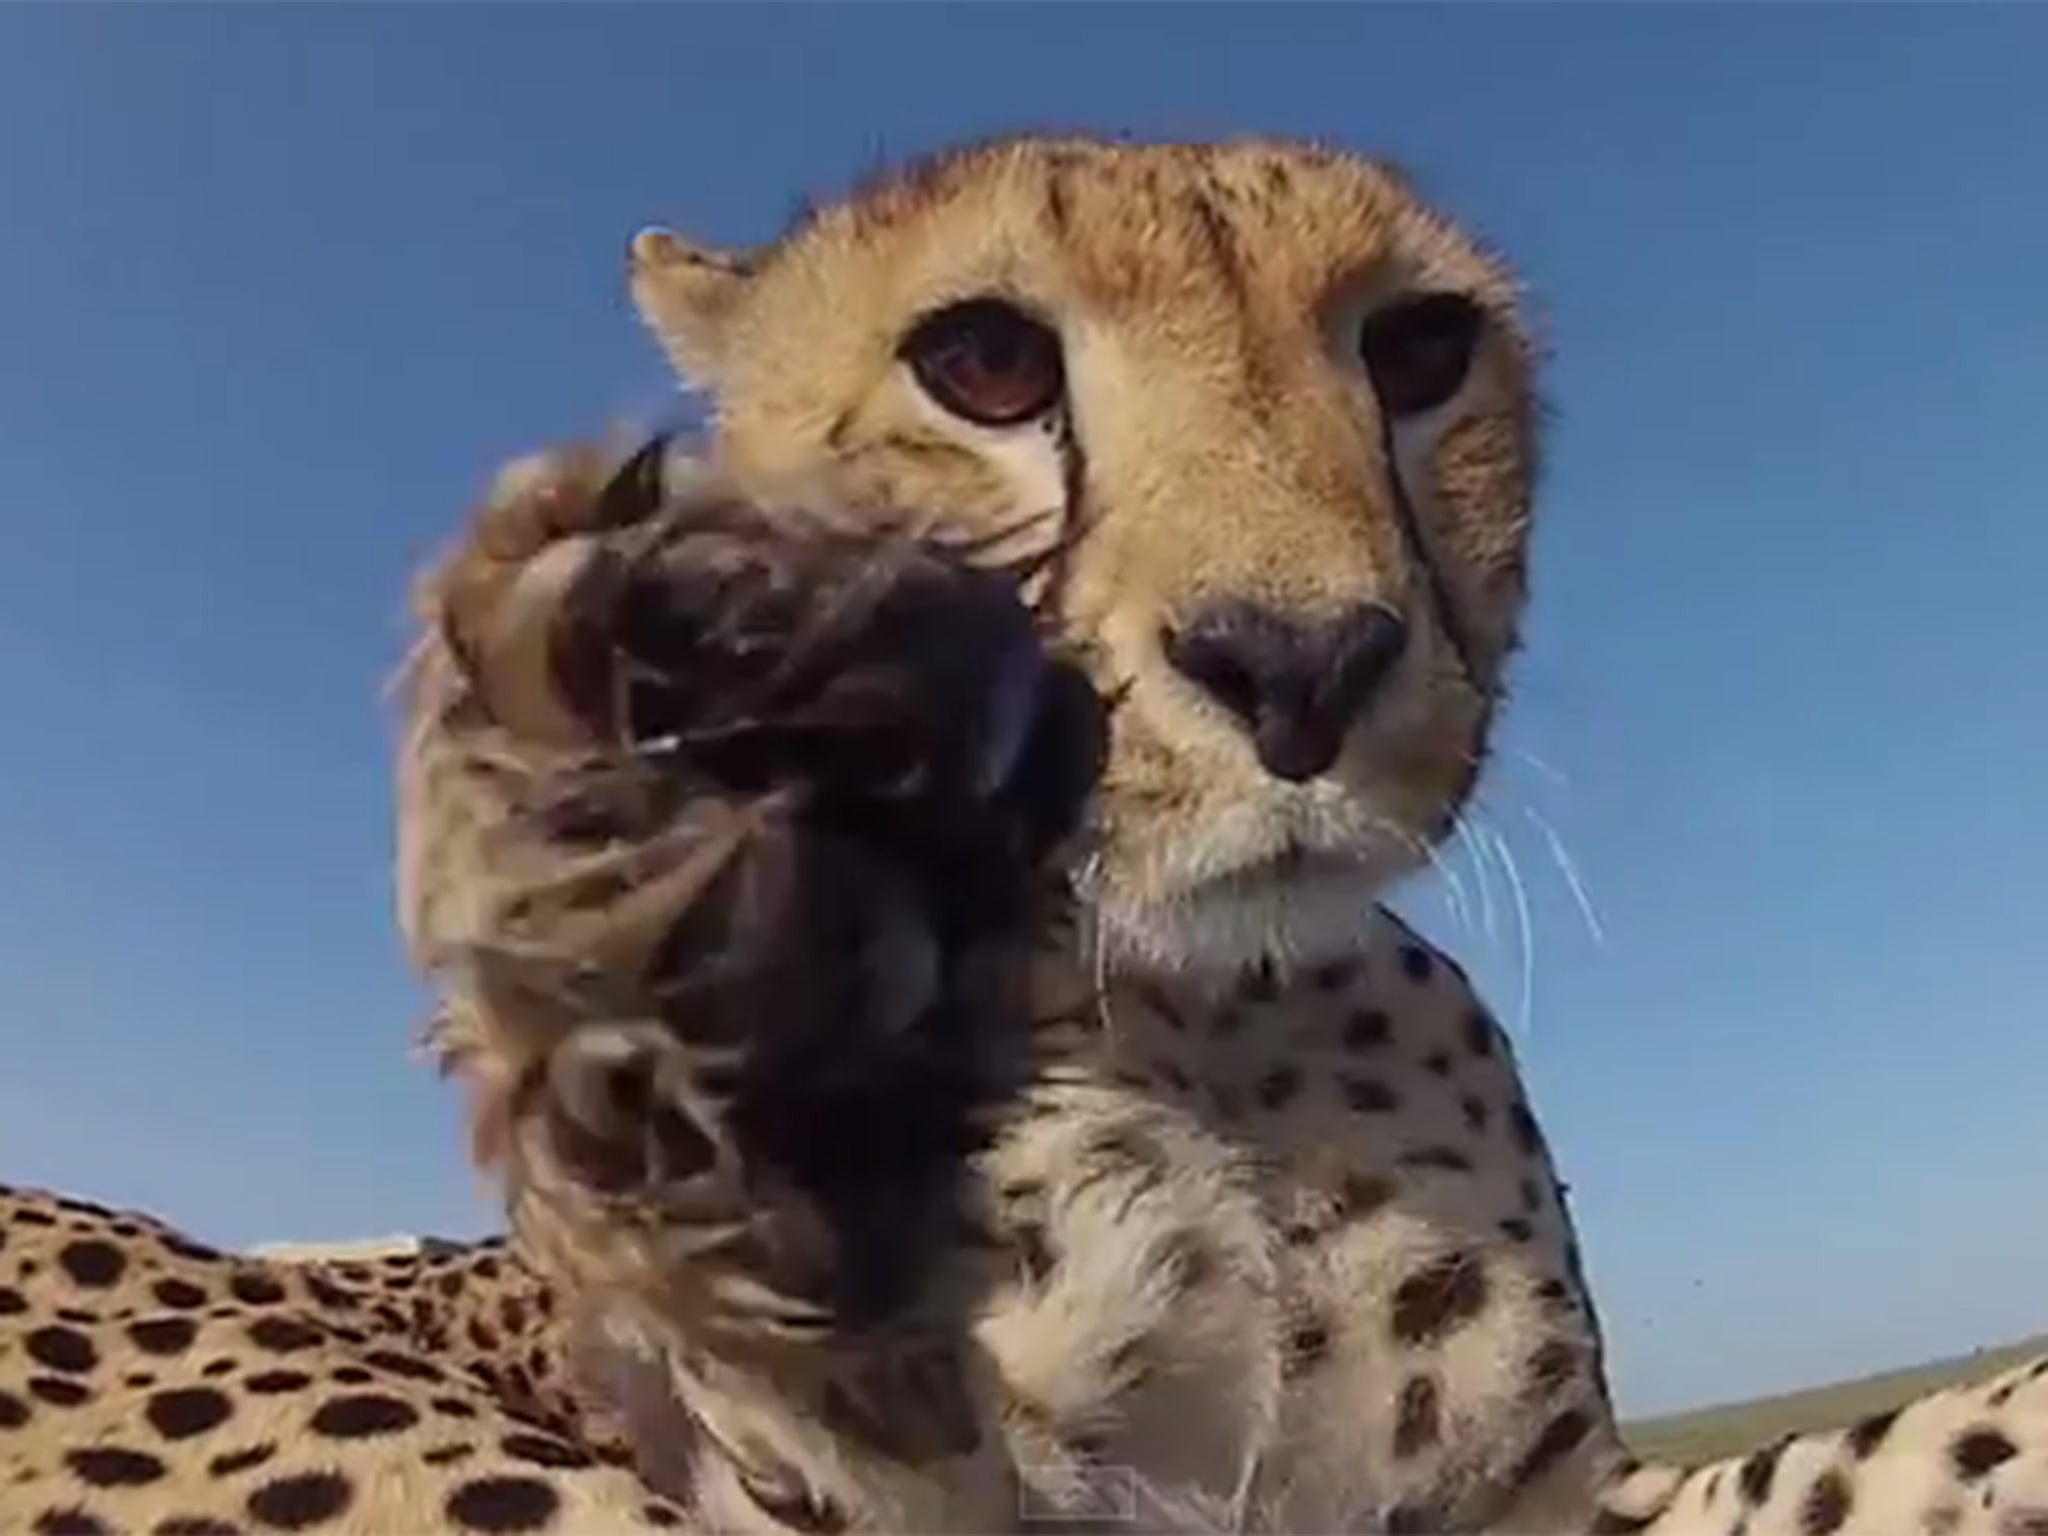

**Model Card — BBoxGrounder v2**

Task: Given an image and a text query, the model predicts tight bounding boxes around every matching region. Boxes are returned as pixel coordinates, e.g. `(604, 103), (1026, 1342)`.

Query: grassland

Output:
(1622, 1335), (2048, 1464)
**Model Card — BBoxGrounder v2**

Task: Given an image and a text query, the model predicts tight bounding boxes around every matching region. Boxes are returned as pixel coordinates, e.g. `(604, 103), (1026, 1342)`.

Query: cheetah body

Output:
(6, 133), (2047, 1536)
(0, 1183), (690, 1535)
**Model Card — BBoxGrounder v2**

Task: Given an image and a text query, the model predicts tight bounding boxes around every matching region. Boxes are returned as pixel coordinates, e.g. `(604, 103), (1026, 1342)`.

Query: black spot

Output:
(1461, 1094), (1490, 1132)
(1511, 1407), (1594, 1487)
(1590, 1509), (1656, 1534)
(1343, 1010), (1391, 1050)
(1524, 1339), (1580, 1401)
(1255, 1065), (1302, 1112)
(0, 1389), (29, 1429)
(245, 1471), (352, 1530)
(329, 1367), (373, 1386)
(1951, 1427), (2019, 1480)
(246, 1316), (324, 1354)
(25, 1326), (97, 1375)
(1398, 943), (1433, 982)
(1463, 1008), (1499, 1057)
(0, 1285), (26, 1315)
(1237, 956), (1279, 1002)
(1284, 1317), (1331, 1376)
(642, 1505), (684, 1528)
(1392, 1374), (1440, 1457)
(125, 1371), (157, 1388)
(499, 1297), (527, 1334)
(66, 1446), (169, 1487)
(27, 1376), (90, 1407)
(56, 1239), (127, 1289)
(1739, 1437), (1791, 1505)
(309, 1392), (420, 1438)
(155, 1520), (243, 1536)
(33, 1509), (112, 1536)
(1508, 1103), (1544, 1158)
(431, 1395), (480, 1419)
(1390, 1250), (1489, 1346)
(1421, 1049), (1453, 1078)
(362, 1349), (442, 1383)
(422, 1443), (474, 1467)
(1383, 1500), (1445, 1534)
(159, 1234), (222, 1264)
(1499, 1217), (1535, 1243)
(201, 1358), (236, 1380)
(146, 1386), (234, 1440)
(435, 1271), (464, 1299)
(1800, 1470), (1853, 1535)
(152, 1278), (208, 1310)
(227, 1272), (287, 1307)
(301, 1275), (356, 1310)
(1846, 1407), (1899, 1458)
(14, 1207), (57, 1227)
(1291, 958), (1351, 999)
(208, 1444), (277, 1477)
(1338, 1172), (1395, 1220)
(55, 1307), (100, 1325)
(445, 1475), (562, 1533)
(1342, 1076), (1399, 1114)
(1400, 1146), (1474, 1173)
(501, 1431), (595, 1469)
(241, 1369), (312, 1395)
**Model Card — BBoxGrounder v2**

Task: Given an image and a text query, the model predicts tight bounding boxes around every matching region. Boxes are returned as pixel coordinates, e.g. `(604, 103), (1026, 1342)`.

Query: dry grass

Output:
(1622, 1335), (2048, 1464)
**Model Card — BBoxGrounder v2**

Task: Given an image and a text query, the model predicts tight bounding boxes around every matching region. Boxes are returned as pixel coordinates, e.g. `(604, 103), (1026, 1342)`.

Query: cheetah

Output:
(4, 133), (2046, 1536)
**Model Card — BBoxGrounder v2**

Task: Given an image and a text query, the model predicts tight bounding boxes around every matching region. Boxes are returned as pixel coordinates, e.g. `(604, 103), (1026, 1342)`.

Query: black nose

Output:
(1162, 601), (1409, 783)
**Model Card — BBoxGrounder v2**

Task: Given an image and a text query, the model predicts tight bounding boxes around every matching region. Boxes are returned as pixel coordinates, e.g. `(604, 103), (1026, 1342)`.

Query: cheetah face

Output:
(629, 136), (1537, 976)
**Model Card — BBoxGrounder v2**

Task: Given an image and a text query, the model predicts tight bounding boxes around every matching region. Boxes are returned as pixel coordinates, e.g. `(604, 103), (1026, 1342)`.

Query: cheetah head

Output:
(629, 135), (1537, 977)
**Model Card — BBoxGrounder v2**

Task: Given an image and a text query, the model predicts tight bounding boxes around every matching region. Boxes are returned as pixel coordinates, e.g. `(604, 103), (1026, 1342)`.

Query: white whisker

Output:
(1380, 816), (1471, 936)
(1451, 814), (1499, 946)
(1522, 803), (1607, 947)
(1476, 816), (1537, 1044)
(1506, 745), (1574, 790)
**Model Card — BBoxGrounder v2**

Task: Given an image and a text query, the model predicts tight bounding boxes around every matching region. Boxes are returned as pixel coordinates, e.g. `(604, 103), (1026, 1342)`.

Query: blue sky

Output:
(2, 6), (2043, 1420)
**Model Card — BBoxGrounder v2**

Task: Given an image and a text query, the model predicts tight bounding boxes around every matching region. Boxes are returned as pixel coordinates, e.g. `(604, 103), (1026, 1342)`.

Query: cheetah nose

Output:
(1161, 600), (1409, 783)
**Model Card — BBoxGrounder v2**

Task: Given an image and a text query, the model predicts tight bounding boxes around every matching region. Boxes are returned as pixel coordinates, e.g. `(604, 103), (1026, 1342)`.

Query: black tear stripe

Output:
(1380, 417), (1483, 694)
(1039, 408), (1090, 615)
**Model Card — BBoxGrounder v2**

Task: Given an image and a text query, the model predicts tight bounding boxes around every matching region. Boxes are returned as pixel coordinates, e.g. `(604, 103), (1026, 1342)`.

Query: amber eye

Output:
(902, 298), (1065, 427)
(1359, 293), (1486, 419)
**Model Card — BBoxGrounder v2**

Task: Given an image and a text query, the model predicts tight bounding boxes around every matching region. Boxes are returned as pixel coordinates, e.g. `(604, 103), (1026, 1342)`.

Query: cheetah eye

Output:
(902, 298), (1065, 428)
(1359, 293), (1485, 419)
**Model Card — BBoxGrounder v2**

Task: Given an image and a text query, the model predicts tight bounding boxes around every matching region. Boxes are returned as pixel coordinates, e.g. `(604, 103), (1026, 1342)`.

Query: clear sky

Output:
(2, 5), (2044, 1420)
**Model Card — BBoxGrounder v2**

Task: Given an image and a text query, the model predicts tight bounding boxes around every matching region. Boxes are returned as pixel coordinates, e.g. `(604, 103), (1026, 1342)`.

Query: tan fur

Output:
(630, 136), (1534, 975)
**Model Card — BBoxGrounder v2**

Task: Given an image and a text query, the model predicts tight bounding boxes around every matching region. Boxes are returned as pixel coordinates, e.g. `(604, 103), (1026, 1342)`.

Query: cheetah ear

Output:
(628, 227), (758, 386)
